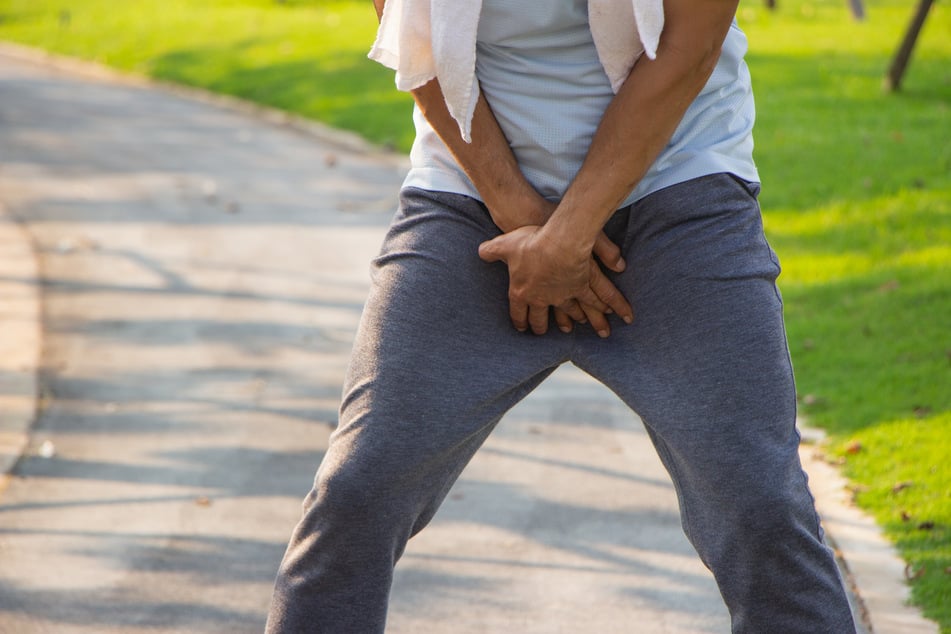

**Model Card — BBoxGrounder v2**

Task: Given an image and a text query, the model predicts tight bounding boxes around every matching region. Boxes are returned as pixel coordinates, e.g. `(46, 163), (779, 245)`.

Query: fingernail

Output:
(559, 325), (572, 333)
(623, 315), (633, 324)
(598, 329), (609, 338)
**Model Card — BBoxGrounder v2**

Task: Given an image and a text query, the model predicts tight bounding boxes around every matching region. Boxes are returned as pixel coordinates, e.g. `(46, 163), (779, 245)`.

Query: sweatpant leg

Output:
(266, 189), (569, 633)
(573, 174), (857, 633)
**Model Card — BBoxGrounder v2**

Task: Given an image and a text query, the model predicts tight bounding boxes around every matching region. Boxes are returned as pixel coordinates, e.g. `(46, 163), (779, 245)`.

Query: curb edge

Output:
(799, 427), (940, 634)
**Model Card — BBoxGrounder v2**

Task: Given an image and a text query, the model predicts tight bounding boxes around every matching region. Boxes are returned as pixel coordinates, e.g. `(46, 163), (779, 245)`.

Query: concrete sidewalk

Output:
(0, 43), (937, 633)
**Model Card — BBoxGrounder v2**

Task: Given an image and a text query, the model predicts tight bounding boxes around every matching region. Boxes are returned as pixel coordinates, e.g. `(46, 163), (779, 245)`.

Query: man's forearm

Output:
(545, 0), (741, 253)
(372, 0), (543, 231)
(411, 81), (549, 232)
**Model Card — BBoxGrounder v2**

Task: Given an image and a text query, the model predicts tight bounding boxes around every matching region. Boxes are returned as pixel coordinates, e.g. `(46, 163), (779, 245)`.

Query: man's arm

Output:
(373, 0), (554, 231)
(412, 83), (554, 233)
(548, 0), (740, 250)
(370, 0), (632, 334)
(479, 0), (741, 335)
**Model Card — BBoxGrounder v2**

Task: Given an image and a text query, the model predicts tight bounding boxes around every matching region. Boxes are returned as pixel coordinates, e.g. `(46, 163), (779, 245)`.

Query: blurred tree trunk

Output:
(764, 0), (864, 17)
(885, 0), (935, 92)
(847, 0), (865, 20)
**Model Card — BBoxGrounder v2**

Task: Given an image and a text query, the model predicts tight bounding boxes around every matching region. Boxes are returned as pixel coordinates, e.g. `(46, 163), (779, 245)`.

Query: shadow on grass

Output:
(739, 48), (949, 211)
(783, 264), (949, 435)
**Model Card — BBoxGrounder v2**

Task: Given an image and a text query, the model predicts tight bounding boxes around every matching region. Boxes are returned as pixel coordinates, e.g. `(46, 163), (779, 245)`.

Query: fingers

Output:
(514, 295), (628, 338)
(580, 302), (612, 338)
(560, 299), (587, 324)
(508, 295), (553, 336)
(528, 305), (550, 335)
(553, 307), (574, 333)
(587, 261), (634, 325)
(553, 300), (588, 333)
(593, 232), (626, 273)
(508, 293), (529, 333)
(508, 267), (632, 337)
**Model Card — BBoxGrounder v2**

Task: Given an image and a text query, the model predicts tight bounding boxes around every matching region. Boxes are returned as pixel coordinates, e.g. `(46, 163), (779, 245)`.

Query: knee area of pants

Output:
(715, 486), (817, 543)
(690, 494), (821, 580)
(306, 467), (390, 521)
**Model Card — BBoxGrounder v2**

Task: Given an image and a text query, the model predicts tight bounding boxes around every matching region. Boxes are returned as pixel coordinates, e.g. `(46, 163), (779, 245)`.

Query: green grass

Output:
(739, 4), (951, 627)
(0, 0), (413, 149)
(1, 0), (949, 627)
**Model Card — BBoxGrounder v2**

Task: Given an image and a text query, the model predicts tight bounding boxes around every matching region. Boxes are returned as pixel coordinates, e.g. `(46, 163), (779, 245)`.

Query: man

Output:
(266, 0), (858, 631)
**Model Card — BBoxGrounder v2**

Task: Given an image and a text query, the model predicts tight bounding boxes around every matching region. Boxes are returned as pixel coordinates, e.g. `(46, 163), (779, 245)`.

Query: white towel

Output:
(368, 0), (664, 142)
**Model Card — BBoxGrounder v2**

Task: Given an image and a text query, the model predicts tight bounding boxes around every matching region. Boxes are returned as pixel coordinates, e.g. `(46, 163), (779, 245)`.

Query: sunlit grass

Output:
(767, 189), (951, 285)
(767, 188), (949, 423)
(1, 0), (949, 626)
(0, 0), (413, 148)
(768, 185), (950, 627)
(832, 414), (951, 628)
(739, 18), (950, 622)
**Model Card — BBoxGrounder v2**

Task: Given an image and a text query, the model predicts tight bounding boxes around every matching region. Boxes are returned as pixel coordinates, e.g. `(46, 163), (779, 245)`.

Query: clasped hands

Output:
(478, 223), (634, 338)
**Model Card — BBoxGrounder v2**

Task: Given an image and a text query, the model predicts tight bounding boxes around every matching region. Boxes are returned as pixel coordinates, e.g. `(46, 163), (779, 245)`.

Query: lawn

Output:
(0, 0), (414, 149)
(1, 0), (949, 628)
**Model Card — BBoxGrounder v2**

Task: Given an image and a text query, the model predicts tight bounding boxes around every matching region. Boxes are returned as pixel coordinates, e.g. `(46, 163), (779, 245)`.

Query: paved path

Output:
(0, 51), (731, 633)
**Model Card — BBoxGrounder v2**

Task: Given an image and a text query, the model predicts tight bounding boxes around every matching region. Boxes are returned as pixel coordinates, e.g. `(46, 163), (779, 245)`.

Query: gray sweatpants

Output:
(266, 174), (857, 633)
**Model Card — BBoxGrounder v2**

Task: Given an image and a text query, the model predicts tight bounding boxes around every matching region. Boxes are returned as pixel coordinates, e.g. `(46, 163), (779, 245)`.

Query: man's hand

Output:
(478, 226), (633, 337)
(490, 196), (630, 334)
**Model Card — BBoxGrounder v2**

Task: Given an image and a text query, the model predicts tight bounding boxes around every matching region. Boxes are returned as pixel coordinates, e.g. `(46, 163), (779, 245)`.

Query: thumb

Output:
(478, 234), (509, 263)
